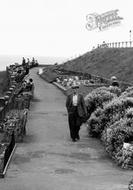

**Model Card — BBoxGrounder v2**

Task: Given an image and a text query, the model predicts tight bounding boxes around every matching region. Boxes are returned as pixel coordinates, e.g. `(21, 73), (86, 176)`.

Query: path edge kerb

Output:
(37, 71), (67, 96)
(53, 82), (67, 96)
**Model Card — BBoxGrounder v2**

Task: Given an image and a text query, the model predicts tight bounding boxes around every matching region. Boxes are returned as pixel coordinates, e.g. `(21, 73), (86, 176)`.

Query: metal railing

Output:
(97, 41), (133, 48)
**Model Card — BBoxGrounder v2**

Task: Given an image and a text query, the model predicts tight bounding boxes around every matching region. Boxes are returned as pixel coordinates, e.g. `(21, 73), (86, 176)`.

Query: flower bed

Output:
(2, 109), (28, 142)
(14, 93), (31, 109)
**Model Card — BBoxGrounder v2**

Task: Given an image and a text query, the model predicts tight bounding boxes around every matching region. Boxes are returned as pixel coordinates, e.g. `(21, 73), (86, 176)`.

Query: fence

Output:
(98, 41), (133, 48)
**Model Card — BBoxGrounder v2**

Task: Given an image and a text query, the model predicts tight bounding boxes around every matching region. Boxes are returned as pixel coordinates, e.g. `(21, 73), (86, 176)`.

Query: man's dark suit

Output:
(66, 93), (87, 141)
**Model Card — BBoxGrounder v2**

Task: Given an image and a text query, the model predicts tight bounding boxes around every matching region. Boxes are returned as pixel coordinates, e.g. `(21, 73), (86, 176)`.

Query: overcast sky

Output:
(0, 0), (132, 58)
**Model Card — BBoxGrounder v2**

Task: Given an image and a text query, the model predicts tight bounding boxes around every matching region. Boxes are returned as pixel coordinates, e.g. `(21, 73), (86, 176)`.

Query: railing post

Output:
(125, 41), (128, 48)
(129, 41), (131, 47)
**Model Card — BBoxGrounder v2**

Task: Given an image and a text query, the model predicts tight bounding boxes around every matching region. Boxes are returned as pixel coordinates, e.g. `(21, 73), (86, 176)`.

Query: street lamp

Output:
(129, 30), (132, 47)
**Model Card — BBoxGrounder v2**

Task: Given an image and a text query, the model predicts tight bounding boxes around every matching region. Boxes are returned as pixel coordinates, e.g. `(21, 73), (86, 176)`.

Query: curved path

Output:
(0, 68), (132, 190)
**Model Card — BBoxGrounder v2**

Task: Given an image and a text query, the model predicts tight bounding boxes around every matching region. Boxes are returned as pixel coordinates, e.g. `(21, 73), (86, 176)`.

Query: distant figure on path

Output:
(27, 58), (30, 66)
(31, 57), (35, 67)
(66, 83), (87, 142)
(35, 60), (39, 66)
(25, 63), (30, 75)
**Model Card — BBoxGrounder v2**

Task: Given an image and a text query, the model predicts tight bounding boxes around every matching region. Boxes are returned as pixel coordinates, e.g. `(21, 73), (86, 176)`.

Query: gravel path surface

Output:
(0, 68), (132, 190)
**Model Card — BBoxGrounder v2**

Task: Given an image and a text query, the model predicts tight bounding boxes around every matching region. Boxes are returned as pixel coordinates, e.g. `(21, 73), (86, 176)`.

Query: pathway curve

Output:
(0, 68), (132, 190)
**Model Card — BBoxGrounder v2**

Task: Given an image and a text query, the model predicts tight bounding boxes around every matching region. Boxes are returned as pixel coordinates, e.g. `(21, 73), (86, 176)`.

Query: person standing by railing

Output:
(22, 57), (26, 66)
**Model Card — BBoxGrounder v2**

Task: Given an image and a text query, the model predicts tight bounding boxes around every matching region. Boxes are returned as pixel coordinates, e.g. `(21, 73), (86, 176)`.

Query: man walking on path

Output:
(66, 83), (87, 142)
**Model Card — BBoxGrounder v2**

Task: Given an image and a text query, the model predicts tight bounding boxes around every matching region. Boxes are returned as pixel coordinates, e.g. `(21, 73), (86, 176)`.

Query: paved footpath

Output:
(0, 68), (132, 190)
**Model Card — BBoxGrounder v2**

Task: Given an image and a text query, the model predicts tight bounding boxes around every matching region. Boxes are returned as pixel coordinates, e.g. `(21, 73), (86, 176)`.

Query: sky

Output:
(0, 0), (132, 59)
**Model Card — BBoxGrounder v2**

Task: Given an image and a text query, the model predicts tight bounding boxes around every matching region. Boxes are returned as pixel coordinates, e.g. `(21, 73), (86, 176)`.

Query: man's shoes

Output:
(76, 135), (80, 140)
(72, 138), (80, 142)
(72, 139), (77, 142)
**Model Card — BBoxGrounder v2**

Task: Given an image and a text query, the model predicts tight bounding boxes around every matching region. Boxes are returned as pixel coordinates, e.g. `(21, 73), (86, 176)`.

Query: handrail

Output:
(97, 41), (133, 48)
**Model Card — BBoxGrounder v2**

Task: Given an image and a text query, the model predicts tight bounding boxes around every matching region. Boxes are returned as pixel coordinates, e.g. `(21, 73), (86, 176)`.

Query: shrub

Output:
(91, 86), (121, 96)
(99, 97), (133, 130)
(87, 97), (133, 138)
(121, 86), (133, 98)
(108, 86), (121, 96)
(115, 146), (133, 169)
(123, 86), (133, 94)
(86, 85), (133, 169)
(128, 177), (133, 189)
(85, 88), (116, 118)
(87, 108), (104, 137)
(125, 108), (133, 119)
(103, 118), (133, 155)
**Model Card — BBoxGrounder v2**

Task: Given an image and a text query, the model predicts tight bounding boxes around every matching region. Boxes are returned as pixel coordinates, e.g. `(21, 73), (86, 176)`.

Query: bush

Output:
(121, 86), (133, 98)
(101, 109), (133, 168)
(128, 178), (133, 189)
(86, 85), (133, 169)
(90, 86), (121, 96)
(87, 108), (104, 137)
(100, 97), (133, 129)
(85, 87), (116, 118)
(87, 97), (133, 138)
(125, 108), (133, 119)
(108, 86), (121, 96)
(103, 118), (133, 154)
(123, 86), (133, 93)
(115, 146), (133, 169)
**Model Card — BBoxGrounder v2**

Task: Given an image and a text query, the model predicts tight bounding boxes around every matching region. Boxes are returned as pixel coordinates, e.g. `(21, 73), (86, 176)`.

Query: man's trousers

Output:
(68, 107), (82, 141)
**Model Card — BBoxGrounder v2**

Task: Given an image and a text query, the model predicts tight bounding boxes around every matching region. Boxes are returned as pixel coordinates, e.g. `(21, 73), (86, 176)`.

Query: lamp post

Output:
(129, 30), (132, 47)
